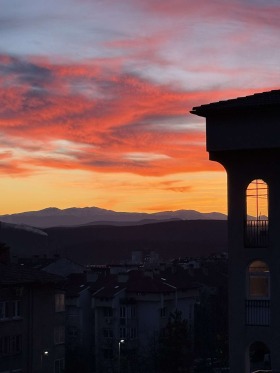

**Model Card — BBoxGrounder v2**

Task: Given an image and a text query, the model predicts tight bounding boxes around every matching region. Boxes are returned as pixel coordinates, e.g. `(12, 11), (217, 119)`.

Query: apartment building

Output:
(0, 262), (65, 373)
(91, 269), (199, 372)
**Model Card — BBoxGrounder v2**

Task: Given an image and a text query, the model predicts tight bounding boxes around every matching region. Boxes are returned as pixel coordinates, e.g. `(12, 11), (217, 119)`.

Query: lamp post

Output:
(118, 339), (125, 373)
(40, 350), (49, 371)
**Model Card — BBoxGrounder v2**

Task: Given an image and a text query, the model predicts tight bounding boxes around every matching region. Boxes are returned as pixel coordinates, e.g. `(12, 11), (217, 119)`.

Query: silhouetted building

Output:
(90, 269), (199, 372)
(191, 89), (280, 372)
(0, 263), (65, 373)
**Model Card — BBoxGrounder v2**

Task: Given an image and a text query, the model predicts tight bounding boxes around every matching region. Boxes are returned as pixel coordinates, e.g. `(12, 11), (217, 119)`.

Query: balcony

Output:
(245, 220), (268, 248)
(245, 299), (270, 326)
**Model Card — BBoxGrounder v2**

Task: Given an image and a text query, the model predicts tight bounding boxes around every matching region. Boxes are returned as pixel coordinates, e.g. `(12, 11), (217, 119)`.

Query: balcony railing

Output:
(245, 220), (269, 248)
(245, 299), (270, 326)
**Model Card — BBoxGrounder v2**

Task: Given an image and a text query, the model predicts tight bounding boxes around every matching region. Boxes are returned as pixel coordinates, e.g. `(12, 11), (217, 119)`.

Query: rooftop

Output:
(0, 263), (64, 285)
(190, 89), (280, 117)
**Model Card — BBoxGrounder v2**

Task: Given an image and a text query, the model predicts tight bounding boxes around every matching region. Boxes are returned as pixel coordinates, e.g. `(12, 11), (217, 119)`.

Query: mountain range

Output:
(0, 206), (227, 228)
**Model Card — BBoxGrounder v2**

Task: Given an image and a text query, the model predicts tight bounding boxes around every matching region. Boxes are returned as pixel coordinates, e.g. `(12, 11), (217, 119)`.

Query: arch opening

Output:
(246, 261), (270, 326)
(249, 341), (271, 372)
(245, 179), (269, 248)
(248, 260), (270, 299)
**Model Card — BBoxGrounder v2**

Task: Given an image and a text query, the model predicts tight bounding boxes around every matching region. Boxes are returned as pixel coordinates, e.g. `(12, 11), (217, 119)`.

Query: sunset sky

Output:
(0, 0), (279, 215)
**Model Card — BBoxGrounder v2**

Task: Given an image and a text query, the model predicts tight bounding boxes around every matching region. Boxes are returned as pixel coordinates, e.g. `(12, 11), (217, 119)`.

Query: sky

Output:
(0, 0), (279, 215)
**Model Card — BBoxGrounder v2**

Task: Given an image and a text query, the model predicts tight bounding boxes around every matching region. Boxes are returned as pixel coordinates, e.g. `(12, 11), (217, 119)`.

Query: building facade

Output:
(0, 263), (65, 373)
(91, 269), (198, 373)
(191, 89), (280, 372)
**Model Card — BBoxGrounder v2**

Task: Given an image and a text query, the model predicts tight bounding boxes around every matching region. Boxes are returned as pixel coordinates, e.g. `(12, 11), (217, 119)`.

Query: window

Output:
(248, 261), (270, 299)
(54, 326), (65, 344)
(129, 327), (137, 339)
(0, 301), (21, 320)
(0, 302), (8, 320)
(68, 327), (78, 337)
(120, 306), (126, 318)
(11, 301), (21, 318)
(0, 335), (22, 356)
(247, 179), (268, 219)
(103, 307), (113, 317)
(54, 358), (65, 373)
(55, 294), (65, 312)
(245, 179), (269, 247)
(120, 327), (126, 339)
(10, 335), (22, 354)
(160, 307), (166, 318)
(103, 328), (113, 339)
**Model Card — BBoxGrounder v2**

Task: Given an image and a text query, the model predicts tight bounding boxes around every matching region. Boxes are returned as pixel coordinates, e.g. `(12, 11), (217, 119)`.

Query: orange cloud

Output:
(0, 54), (278, 178)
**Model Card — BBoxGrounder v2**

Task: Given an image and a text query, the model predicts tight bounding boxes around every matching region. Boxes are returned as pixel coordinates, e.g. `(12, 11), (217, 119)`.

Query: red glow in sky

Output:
(0, 0), (279, 214)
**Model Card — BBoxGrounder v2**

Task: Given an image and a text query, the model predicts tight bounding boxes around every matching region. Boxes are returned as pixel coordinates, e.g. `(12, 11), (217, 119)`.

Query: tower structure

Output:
(191, 89), (280, 372)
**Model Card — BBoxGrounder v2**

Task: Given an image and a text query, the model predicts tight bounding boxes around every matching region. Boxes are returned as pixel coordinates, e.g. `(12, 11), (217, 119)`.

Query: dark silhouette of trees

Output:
(158, 310), (193, 373)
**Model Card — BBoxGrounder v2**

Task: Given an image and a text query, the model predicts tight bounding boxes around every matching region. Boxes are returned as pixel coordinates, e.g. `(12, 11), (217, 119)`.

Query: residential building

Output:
(191, 89), (280, 372)
(64, 273), (92, 373)
(91, 269), (199, 372)
(0, 262), (65, 373)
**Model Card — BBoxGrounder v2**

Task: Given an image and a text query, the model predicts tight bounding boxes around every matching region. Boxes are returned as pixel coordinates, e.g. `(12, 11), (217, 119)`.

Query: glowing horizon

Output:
(0, 0), (279, 215)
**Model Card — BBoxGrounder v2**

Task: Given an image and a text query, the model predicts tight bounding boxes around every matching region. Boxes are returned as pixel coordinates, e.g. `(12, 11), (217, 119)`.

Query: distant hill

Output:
(45, 220), (228, 264)
(0, 221), (48, 260)
(0, 220), (227, 265)
(0, 206), (227, 228)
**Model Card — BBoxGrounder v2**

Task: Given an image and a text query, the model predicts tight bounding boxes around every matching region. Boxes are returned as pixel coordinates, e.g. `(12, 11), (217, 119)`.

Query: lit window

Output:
(246, 179), (268, 219)
(246, 179), (269, 248)
(248, 260), (270, 299)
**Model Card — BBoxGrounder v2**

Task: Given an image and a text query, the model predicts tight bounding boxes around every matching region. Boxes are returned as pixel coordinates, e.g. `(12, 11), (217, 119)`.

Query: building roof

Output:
(0, 263), (64, 285)
(190, 89), (280, 117)
(126, 271), (175, 294)
(90, 274), (127, 298)
(64, 273), (89, 297)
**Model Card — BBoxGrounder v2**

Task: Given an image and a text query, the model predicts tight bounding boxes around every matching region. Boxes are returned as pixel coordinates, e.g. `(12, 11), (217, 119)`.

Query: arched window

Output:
(246, 179), (268, 220)
(249, 341), (271, 371)
(248, 261), (270, 299)
(246, 261), (270, 326)
(245, 179), (268, 247)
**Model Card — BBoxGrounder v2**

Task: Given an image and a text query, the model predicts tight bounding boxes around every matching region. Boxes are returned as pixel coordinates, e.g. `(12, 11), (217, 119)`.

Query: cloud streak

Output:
(0, 0), (278, 213)
(0, 50), (278, 178)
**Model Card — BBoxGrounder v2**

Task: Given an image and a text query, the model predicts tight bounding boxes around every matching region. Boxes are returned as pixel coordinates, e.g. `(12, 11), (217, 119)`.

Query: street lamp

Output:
(40, 350), (49, 370)
(118, 339), (125, 373)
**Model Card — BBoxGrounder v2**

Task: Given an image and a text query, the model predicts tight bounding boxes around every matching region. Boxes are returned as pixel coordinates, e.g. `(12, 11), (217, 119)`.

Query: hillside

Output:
(45, 220), (228, 264)
(1, 220), (227, 264)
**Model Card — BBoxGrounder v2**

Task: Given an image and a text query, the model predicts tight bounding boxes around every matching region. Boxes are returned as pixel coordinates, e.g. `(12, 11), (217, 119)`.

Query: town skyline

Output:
(0, 0), (279, 215)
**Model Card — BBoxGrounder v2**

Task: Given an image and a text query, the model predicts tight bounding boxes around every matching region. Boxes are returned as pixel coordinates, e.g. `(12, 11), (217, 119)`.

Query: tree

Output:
(157, 310), (193, 373)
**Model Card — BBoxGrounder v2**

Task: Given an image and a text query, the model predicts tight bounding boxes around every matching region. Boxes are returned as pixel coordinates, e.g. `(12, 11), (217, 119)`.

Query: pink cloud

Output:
(0, 54), (278, 177)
